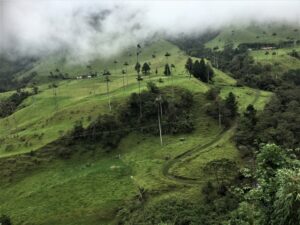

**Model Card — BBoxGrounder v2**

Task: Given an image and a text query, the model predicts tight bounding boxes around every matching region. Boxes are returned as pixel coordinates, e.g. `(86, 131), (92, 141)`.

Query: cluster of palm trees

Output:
(92, 41), (177, 116)
(92, 45), (177, 146)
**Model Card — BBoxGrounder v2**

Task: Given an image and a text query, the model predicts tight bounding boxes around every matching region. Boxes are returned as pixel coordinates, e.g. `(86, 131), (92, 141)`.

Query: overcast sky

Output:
(1, 0), (300, 61)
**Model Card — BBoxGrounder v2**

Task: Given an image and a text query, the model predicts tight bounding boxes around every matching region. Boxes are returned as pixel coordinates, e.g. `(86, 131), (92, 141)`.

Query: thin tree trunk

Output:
(160, 98), (163, 118)
(158, 103), (163, 146)
(218, 103), (222, 129)
(106, 80), (111, 111)
(138, 80), (142, 119)
(123, 74), (125, 92)
(126, 66), (128, 87)
(207, 71), (209, 84)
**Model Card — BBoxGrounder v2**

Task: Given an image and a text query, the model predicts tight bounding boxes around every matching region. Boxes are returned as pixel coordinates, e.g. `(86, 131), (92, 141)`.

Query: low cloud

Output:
(1, 0), (299, 62)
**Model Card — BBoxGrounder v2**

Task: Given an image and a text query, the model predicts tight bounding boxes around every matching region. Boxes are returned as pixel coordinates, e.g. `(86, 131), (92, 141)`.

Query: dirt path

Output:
(162, 90), (261, 185)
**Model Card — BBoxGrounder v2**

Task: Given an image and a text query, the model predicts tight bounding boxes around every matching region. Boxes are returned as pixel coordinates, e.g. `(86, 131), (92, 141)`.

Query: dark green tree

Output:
(164, 64), (171, 76)
(199, 58), (207, 81)
(142, 62), (151, 75)
(0, 214), (12, 225)
(136, 74), (143, 119)
(203, 158), (238, 185)
(185, 57), (193, 78)
(225, 92), (238, 118)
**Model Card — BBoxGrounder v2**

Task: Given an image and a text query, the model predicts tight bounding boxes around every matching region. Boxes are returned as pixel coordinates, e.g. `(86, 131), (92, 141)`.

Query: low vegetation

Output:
(68, 83), (195, 150)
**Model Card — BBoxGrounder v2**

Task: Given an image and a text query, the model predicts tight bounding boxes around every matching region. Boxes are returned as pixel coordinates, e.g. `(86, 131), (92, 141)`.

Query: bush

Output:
(119, 85), (195, 135)
(0, 215), (12, 225)
(119, 197), (213, 225)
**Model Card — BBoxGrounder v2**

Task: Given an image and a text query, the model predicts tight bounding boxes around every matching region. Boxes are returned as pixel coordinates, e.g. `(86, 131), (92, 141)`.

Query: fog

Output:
(1, 0), (300, 62)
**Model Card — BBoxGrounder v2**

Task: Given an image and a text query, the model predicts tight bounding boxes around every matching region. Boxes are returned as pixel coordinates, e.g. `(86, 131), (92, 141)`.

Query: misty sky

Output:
(1, 0), (300, 61)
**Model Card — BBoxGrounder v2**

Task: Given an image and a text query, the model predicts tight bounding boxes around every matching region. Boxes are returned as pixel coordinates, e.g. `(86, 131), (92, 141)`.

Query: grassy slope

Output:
(205, 23), (299, 49)
(0, 40), (272, 225)
(0, 40), (208, 157)
(249, 46), (300, 74)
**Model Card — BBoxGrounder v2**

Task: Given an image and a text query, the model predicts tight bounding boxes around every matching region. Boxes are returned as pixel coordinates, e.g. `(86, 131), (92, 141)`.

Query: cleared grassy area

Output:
(169, 88), (271, 180)
(0, 151), (136, 225)
(250, 46), (300, 74)
(206, 23), (299, 50)
(220, 86), (271, 111)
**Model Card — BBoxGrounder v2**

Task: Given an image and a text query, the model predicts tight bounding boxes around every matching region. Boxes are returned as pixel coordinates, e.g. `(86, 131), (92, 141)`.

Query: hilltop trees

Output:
(186, 58), (214, 82)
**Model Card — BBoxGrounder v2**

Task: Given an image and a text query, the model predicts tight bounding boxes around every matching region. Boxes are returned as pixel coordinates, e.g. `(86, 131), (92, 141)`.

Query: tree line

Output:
(0, 87), (38, 118)
(66, 82), (195, 151)
(185, 57), (214, 82)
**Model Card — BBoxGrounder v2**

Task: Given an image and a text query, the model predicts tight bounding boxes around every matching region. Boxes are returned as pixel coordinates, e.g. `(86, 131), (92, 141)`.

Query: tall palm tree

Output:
(122, 69), (126, 92)
(103, 70), (112, 111)
(155, 95), (163, 146)
(137, 44), (141, 64)
(51, 83), (58, 111)
(135, 43), (143, 119)
(216, 96), (222, 129)
(165, 52), (171, 64)
(170, 64), (176, 98)
(124, 62), (129, 86)
(113, 60), (118, 74)
(136, 74), (143, 119)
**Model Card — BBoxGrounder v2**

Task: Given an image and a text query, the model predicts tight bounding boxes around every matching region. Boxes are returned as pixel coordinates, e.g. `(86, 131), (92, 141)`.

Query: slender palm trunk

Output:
(218, 103), (221, 129)
(123, 73), (125, 92)
(158, 103), (163, 146)
(53, 87), (58, 111)
(207, 71), (209, 84)
(106, 79), (111, 111)
(126, 66), (128, 86)
(138, 80), (142, 119)
(9, 104), (17, 129)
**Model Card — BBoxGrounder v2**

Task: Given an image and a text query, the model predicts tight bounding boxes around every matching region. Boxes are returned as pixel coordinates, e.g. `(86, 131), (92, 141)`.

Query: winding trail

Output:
(162, 90), (261, 185)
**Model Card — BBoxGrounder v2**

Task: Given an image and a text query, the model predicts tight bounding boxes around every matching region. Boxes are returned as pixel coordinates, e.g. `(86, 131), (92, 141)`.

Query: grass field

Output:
(205, 23), (299, 49)
(0, 40), (272, 225)
(0, 40), (209, 157)
(249, 46), (300, 74)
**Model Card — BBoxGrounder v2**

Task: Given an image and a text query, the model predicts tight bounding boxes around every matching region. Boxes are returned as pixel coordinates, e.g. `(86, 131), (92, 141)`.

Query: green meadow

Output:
(0, 39), (272, 224)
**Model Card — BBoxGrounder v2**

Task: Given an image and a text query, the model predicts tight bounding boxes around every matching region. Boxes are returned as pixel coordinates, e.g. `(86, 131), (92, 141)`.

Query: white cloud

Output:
(1, 0), (299, 60)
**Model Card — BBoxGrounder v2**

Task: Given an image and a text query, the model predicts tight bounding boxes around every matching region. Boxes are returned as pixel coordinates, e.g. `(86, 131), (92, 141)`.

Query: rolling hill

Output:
(205, 23), (299, 49)
(0, 36), (275, 224)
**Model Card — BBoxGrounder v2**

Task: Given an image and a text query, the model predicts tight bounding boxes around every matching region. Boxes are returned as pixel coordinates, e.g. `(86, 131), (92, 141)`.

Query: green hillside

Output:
(249, 46), (300, 74)
(0, 40), (272, 225)
(205, 23), (299, 49)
